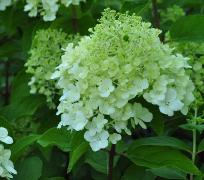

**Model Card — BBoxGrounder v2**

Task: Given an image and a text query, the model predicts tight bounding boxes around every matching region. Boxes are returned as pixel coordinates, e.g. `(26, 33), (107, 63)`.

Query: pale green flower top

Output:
(25, 28), (80, 108)
(52, 9), (194, 151)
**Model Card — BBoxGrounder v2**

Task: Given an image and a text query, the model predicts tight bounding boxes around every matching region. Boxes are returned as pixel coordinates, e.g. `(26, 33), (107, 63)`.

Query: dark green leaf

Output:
(149, 167), (187, 179)
(194, 175), (204, 180)
(0, 40), (21, 59)
(170, 15), (204, 42)
(127, 136), (191, 153)
(0, 95), (45, 120)
(10, 70), (30, 103)
(150, 114), (165, 135)
(14, 156), (43, 180)
(180, 124), (204, 133)
(126, 146), (200, 175)
(121, 165), (156, 180)
(11, 135), (39, 161)
(43, 178), (65, 180)
(67, 132), (89, 172)
(37, 128), (72, 151)
(68, 141), (89, 172)
(0, 115), (13, 134)
(85, 151), (108, 174)
(197, 139), (204, 153)
(121, 0), (150, 15)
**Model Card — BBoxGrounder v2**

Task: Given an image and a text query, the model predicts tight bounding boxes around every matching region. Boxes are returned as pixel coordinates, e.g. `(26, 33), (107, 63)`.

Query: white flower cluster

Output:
(0, 0), (12, 11)
(52, 9), (194, 151)
(169, 42), (204, 106)
(24, 0), (85, 21)
(0, 127), (17, 179)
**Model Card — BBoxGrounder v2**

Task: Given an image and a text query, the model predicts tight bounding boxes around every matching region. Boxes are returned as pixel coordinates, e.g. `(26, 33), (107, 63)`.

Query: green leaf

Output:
(149, 167), (187, 179)
(85, 151), (108, 174)
(1, 70), (44, 121)
(127, 136), (191, 153)
(197, 139), (204, 153)
(121, 165), (156, 180)
(150, 114), (164, 135)
(78, 14), (95, 35)
(0, 95), (45, 121)
(37, 128), (72, 151)
(0, 115), (13, 133)
(0, 40), (21, 59)
(194, 175), (204, 180)
(126, 146), (200, 175)
(43, 178), (65, 180)
(103, 0), (122, 10)
(67, 132), (89, 172)
(68, 141), (89, 172)
(180, 124), (204, 133)
(14, 156), (43, 180)
(85, 150), (120, 174)
(116, 140), (130, 154)
(11, 135), (39, 162)
(121, 0), (150, 15)
(10, 70), (30, 103)
(170, 15), (204, 42)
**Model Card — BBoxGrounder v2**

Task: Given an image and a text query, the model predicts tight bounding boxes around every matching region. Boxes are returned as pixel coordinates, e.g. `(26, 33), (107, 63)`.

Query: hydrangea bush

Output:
(25, 28), (80, 108)
(52, 9), (194, 151)
(0, 127), (16, 179)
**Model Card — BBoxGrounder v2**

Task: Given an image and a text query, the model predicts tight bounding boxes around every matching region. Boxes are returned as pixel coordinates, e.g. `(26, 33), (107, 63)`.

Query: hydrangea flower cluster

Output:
(25, 28), (80, 108)
(0, 127), (17, 179)
(160, 5), (185, 23)
(170, 42), (204, 106)
(0, 0), (13, 11)
(52, 9), (194, 151)
(24, 0), (85, 21)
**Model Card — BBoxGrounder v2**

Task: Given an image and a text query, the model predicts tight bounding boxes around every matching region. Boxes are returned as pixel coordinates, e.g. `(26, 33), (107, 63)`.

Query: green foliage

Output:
(11, 135), (39, 162)
(67, 132), (88, 172)
(0, 0), (204, 179)
(127, 136), (191, 153)
(121, 165), (156, 180)
(14, 156), (43, 180)
(37, 128), (72, 151)
(149, 167), (186, 179)
(126, 146), (200, 175)
(170, 15), (204, 42)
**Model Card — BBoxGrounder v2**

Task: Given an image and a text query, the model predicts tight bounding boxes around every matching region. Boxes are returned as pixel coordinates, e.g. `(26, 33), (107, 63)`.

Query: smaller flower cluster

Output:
(170, 42), (204, 107)
(0, 127), (17, 179)
(160, 5), (185, 24)
(24, 0), (86, 21)
(25, 28), (80, 108)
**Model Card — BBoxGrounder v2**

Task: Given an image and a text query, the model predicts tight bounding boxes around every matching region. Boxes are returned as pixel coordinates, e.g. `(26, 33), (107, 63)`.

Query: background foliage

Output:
(0, 0), (204, 179)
